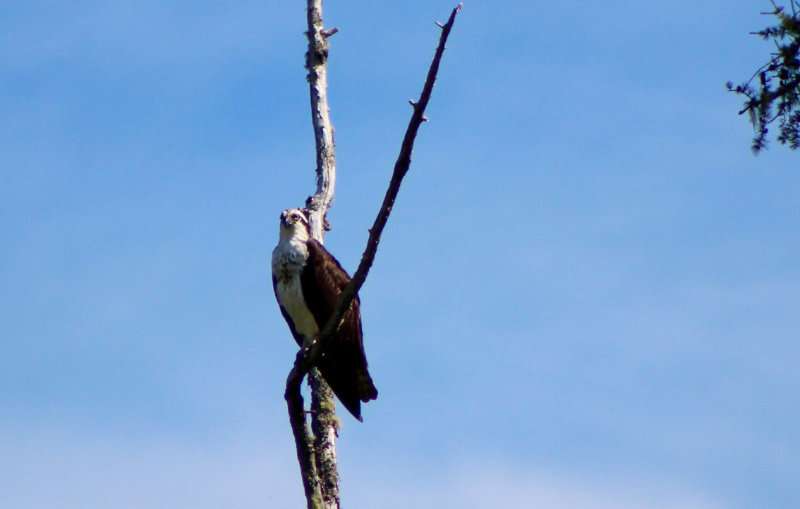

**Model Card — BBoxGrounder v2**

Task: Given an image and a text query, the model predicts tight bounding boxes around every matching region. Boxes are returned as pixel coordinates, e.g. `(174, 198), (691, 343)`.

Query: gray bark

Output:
(303, 1), (340, 508)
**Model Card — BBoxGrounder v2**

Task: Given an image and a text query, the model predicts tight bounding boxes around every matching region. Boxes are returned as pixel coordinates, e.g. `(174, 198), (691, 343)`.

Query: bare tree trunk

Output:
(284, 3), (462, 508)
(303, 1), (341, 508)
(309, 370), (340, 507)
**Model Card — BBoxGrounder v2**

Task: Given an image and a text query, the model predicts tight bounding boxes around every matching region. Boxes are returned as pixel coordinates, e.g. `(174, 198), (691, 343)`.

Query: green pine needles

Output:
(728, 1), (800, 153)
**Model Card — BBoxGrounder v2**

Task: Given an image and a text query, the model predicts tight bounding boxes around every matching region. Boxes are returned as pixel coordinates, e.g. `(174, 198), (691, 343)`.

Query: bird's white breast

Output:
(272, 238), (319, 345)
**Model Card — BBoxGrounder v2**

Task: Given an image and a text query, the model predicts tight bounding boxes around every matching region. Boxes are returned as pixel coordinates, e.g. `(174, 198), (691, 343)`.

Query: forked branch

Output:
(285, 4), (462, 508)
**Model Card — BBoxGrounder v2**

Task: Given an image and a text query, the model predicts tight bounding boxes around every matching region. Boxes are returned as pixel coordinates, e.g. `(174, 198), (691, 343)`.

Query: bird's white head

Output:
(279, 208), (311, 242)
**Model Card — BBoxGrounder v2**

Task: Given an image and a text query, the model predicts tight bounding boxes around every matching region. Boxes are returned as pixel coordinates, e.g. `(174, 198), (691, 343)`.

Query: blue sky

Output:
(2, 1), (799, 507)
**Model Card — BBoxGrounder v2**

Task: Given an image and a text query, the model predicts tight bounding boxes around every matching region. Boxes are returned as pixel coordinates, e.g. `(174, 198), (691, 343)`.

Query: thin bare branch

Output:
(321, 27), (339, 38)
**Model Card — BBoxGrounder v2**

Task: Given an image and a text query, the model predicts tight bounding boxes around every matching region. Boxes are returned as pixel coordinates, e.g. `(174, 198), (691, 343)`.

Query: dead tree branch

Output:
(305, 0), (342, 498)
(285, 3), (461, 508)
(286, 379), (322, 507)
(286, 1), (340, 508)
(305, 0), (336, 240)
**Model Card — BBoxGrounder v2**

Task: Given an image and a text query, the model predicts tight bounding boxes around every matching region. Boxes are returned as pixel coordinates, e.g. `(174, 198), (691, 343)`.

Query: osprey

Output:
(271, 208), (378, 421)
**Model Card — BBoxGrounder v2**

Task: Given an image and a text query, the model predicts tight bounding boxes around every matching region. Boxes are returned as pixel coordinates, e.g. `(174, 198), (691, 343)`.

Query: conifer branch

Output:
(729, 1), (800, 152)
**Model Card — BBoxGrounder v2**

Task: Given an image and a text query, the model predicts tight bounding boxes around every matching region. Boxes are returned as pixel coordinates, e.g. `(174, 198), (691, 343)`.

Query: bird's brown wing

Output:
(301, 239), (377, 421)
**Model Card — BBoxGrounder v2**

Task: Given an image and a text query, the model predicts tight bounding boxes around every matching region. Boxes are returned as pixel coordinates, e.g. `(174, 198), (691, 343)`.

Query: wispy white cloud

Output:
(0, 426), (302, 509)
(346, 460), (725, 509)
(1, 426), (726, 509)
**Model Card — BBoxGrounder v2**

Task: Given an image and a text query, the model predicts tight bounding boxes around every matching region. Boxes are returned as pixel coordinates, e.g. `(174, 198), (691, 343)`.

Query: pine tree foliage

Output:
(728, 1), (800, 152)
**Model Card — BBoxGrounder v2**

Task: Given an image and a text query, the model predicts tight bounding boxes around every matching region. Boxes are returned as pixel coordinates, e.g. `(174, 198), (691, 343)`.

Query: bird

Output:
(271, 208), (378, 421)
